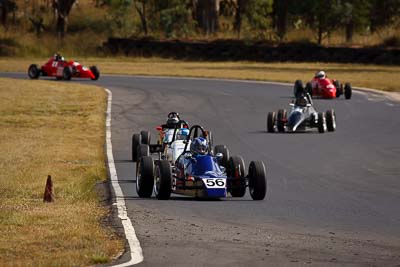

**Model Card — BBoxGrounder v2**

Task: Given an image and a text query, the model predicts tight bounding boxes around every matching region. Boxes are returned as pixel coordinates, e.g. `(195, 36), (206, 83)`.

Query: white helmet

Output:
(316, 70), (326, 79)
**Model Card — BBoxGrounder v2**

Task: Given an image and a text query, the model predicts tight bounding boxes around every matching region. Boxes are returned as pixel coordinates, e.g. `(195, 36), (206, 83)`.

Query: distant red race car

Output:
(28, 55), (100, 81)
(294, 71), (352, 99)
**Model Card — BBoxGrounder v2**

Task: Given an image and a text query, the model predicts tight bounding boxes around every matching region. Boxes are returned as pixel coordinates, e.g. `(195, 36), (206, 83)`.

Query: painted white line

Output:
(105, 88), (144, 266)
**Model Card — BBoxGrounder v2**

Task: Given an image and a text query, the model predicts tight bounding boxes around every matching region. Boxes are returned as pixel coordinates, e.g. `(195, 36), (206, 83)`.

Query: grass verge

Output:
(0, 57), (399, 92)
(0, 78), (122, 266)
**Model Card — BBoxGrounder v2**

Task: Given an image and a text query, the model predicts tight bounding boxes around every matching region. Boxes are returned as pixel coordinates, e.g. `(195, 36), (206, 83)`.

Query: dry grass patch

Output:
(0, 57), (399, 91)
(0, 78), (122, 266)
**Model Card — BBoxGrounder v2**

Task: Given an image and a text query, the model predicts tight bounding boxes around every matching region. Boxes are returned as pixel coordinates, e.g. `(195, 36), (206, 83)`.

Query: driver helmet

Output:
(166, 117), (179, 127)
(190, 137), (208, 155)
(54, 53), (64, 61)
(176, 128), (189, 140)
(315, 70), (326, 79)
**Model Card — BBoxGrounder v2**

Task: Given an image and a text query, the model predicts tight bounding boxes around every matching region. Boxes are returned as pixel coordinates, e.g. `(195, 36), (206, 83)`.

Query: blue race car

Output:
(136, 125), (267, 200)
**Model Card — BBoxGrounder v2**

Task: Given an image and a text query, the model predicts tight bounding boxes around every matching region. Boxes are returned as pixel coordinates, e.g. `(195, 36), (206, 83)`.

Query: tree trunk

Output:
(273, 0), (288, 41)
(53, 0), (75, 39)
(135, 1), (148, 35)
(345, 19), (354, 43)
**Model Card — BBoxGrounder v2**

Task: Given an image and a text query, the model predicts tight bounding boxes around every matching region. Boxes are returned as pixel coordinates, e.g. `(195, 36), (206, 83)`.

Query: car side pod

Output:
(248, 161), (267, 200)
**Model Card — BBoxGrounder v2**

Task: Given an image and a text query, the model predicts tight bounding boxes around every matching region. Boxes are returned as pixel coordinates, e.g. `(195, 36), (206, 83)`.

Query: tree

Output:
(370, 0), (400, 32)
(160, 0), (194, 38)
(135, 0), (148, 35)
(245, 0), (272, 39)
(233, 0), (248, 38)
(194, 0), (218, 35)
(339, 0), (370, 43)
(272, 0), (289, 41)
(53, 0), (76, 38)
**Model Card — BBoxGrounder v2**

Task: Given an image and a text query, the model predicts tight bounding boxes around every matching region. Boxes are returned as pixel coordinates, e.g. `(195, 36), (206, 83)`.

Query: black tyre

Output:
(318, 112), (326, 133)
(228, 156), (246, 197)
(154, 160), (172, 200)
(28, 64), (40, 79)
(136, 156), (154, 198)
(132, 133), (141, 162)
(277, 109), (287, 133)
(333, 80), (341, 97)
(63, 66), (72, 80)
(90, 66), (100, 80)
(267, 112), (276, 133)
(248, 161), (267, 200)
(305, 82), (313, 96)
(294, 80), (304, 97)
(214, 145), (230, 168)
(138, 144), (150, 159)
(140, 130), (151, 145)
(344, 83), (352, 99)
(326, 109), (336, 132)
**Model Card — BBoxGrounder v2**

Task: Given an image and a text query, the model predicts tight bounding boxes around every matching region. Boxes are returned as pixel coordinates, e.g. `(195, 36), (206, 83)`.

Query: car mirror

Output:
(306, 103), (311, 107)
(290, 103), (295, 106)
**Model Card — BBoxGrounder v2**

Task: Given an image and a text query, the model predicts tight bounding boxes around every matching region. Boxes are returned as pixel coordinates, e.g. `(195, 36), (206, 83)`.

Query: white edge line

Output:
(105, 88), (144, 266)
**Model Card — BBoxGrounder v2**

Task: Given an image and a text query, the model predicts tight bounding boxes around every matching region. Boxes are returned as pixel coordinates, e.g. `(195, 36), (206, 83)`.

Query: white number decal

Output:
(52, 62), (58, 67)
(203, 178), (225, 188)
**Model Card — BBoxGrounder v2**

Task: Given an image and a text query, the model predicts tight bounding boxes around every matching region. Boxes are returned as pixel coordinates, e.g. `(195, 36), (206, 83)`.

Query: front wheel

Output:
(140, 130), (151, 145)
(294, 80), (304, 97)
(277, 109), (287, 133)
(154, 160), (172, 200)
(228, 156), (246, 197)
(63, 66), (72, 80)
(90, 66), (100, 80)
(305, 82), (313, 96)
(28, 64), (40, 79)
(136, 156), (154, 198)
(267, 112), (276, 133)
(132, 133), (141, 162)
(248, 161), (267, 200)
(326, 109), (336, 132)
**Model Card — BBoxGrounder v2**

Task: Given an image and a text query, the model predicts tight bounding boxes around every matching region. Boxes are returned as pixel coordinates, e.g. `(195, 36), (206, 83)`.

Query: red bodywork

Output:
(310, 77), (338, 99)
(40, 57), (97, 80)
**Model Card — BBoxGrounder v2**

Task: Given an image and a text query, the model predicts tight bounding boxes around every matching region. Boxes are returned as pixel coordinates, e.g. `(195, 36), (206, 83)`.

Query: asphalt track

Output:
(2, 73), (400, 266)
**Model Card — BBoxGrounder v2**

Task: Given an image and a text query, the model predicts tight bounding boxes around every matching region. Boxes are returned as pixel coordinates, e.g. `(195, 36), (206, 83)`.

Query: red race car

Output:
(28, 54), (100, 81)
(294, 71), (352, 99)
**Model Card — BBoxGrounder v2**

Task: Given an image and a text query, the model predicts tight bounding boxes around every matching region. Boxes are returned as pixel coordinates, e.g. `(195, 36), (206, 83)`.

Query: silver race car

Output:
(267, 93), (336, 133)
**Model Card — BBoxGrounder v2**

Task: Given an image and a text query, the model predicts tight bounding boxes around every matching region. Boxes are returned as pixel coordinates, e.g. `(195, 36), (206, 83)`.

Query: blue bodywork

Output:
(183, 154), (227, 198)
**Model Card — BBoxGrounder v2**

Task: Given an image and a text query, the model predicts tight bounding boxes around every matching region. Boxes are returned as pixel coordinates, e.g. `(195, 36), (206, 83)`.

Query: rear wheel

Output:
(294, 80), (304, 97)
(326, 109), (336, 132)
(214, 145), (230, 168)
(90, 66), (100, 80)
(28, 64), (40, 79)
(228, 156), (246, 197)
(248, 161), (267, 200)
(344, 83), (352, 99)
(277, 109), (287, 133)
(136, 156), (154, 198)
(267, 112), (276, 133)
(334, 80), (341, 97)
(63, 66), (72, 80)
(140, 130), (151, 145)
(318, 112), (327, 133)
(154, 160), (172, 200)
(132, 133), (141, 162)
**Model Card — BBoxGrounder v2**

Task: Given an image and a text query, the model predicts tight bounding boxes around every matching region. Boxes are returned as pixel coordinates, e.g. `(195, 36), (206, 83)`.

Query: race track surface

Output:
(3, 73), (400, 266)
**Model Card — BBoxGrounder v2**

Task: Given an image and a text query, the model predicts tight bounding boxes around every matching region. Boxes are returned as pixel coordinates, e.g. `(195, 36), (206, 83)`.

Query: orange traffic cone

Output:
(43, 175), (54, 203)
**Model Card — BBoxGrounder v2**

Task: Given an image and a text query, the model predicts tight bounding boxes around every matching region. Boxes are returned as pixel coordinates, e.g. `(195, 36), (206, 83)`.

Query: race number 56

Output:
(203, 178), (225, 188)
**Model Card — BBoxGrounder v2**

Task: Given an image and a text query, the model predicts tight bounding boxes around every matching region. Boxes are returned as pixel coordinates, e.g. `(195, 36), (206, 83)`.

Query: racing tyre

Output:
(294, 80), (304, 97)
(305, 82), (313, 96)
(334, 80), (341, 97)
(62, 66), (72, 80)
(248, 161), (267, 200)
(214, 145), (230, 168)
(140, 130), (151, 145)
(154, 160), (172, 200)
(267, 112), (276, 133)
(28, 64), (40, 79)
(326, 109), (336, 132)
(318, 112), (327, 133)
(138, 144), (150, 159)
(277, 109), (287, 133)
(90, 66), (100, 80)
(228, 156), (246, 197)
(132, 133), (141, 162)
(344, 83), (352, 99)
(136, 156), (154, 198)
